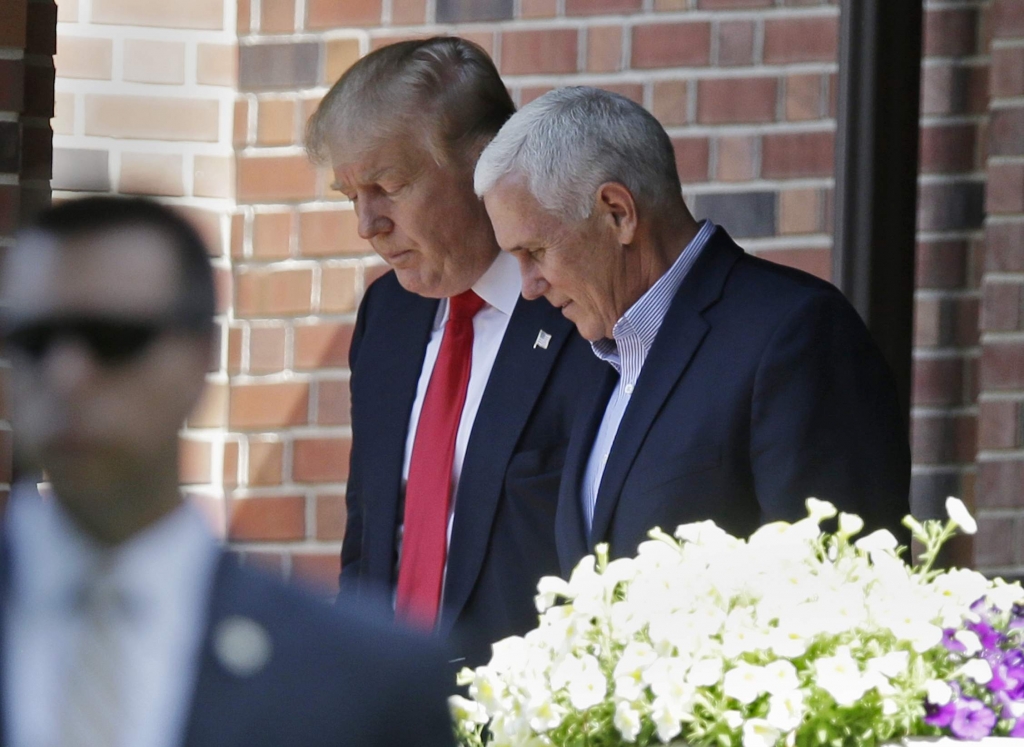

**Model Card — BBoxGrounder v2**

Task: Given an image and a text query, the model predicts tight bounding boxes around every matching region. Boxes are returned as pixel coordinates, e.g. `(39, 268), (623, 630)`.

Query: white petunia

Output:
(449, 695), (490, 724)
(524, 697), (567, 733)
(805, 497), (838, 523)
(814, 649), (869, 706)
(766, 690), (805, 732)
(534, 576), (572, 612)
(855, 529), (899, 554)
(945, 497), (978, 535)
(687, 657), (724, 687)
(837, 512), (864, 538)
(958, 658), (993, 685)
(614, 700), (644, 742)
(763, 660), (800, 695)
(723, 663), (768, 705)
(866, 650), (909, 680)
(954, 629), (982, 656)
(743, 718), (782, 747)
(651, 697), (683, 744)
(926, 679), (953, 705)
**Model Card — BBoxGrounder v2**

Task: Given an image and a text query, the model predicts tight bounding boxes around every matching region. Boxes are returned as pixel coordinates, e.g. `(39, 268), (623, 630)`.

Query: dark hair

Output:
(306, 36), (516, 166)
(23, 196), (216, 332)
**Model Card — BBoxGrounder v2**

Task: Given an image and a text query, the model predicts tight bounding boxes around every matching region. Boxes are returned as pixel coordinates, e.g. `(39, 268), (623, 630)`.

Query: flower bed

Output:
(452, 499), (1024, 747)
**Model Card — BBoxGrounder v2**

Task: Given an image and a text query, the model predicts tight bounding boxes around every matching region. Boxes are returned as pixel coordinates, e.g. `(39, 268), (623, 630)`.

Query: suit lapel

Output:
(587, 230), (744, 549)
(180, 554), (263, 747)
(439, 298), (575, 632)
(555, 366), (616, 576)
(356, 284), (437, 585)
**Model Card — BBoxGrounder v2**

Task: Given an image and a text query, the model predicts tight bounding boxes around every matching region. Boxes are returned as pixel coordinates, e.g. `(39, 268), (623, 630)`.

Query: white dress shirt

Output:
(3, 486), (220, 747)
(582, 220), (716, 532)
(397, 249), (522, 556)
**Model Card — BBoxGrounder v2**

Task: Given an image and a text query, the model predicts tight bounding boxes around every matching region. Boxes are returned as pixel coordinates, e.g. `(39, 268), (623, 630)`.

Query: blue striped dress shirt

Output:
(582, 219), (716, 533)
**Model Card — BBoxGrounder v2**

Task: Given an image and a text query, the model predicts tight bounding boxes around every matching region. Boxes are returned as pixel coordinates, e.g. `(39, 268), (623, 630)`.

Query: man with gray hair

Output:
(476, 86), (911, 573)
(306, 39), (602, 667)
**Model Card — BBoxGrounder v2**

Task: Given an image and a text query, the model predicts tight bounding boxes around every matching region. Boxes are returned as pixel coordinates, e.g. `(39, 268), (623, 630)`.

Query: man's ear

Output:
(595, 182), (638, 246)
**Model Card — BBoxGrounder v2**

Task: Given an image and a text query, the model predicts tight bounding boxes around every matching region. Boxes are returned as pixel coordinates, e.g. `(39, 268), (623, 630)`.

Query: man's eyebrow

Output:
(331, 166), (402, 193)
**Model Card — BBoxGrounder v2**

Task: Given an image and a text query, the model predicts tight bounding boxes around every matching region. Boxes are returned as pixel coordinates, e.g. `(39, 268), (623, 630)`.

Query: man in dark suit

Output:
(305, 38), (602, 667)
(475, 86), (912, 575)
(0, 197), (454, 747)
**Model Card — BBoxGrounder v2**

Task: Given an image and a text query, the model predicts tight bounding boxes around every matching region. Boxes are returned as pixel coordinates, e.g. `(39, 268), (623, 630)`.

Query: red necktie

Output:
(396, 290), (486, 629)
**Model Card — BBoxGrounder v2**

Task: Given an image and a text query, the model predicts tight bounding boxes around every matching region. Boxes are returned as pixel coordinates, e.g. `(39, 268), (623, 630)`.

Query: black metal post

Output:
(832, 0), (924, 426)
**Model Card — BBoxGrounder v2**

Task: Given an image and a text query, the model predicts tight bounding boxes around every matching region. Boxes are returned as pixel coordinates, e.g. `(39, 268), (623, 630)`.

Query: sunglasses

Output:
(1, 314), (209, 366)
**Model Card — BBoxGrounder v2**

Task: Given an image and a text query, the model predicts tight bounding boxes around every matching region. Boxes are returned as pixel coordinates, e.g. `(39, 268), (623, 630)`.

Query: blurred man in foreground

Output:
(0, 196), (454, 747)
(475, 87), (911, 573)
(306, 37), (602, 667)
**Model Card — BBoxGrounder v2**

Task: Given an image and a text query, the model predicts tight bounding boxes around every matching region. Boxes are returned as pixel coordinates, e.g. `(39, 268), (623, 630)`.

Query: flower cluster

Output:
(925, 598), (1024, 739)
(451, 499), (1024, 747)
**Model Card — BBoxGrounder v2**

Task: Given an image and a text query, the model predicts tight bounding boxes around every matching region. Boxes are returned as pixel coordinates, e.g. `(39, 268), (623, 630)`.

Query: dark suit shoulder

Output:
(224, 560), (447, 674)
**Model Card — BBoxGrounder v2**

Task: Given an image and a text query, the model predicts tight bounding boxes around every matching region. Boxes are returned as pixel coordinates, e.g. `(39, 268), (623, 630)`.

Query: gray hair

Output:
(474, 86), (681, 221)
(306, 36), (514, 168)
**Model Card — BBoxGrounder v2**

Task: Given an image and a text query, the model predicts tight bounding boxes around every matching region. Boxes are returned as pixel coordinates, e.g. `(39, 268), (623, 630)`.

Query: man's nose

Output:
(41, 339), (99, 394)
(520, 263), (549, 302)
(356, 197), (393, 240)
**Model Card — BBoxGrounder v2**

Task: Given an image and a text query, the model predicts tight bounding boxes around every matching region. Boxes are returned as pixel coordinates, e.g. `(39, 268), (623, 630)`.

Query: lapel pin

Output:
(534, 330), (552, 350)
(213, 615), (273, 677)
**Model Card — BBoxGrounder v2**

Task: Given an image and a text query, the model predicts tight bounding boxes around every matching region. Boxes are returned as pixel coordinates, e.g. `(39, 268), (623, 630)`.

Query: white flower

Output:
(743, 718), (782, 747)
(814, 648), (869, 706)
(855, 529), (899, 554)
(954, 629), (982, 656)
(651, 697), (683, 743)
(614, 701), (644, 742)
(763, 660), (800, 695)
(723, 663), (767, 705)
(926, 679), (953, 705)
(524, 696), (567, 733)
(958, 658), (993, 685)
(552, 654), (607, 710)
(766, 690), (805, 732)
(945, 497), (977, 534)
(449, 695), (490, 724)
(687, 658), (724, 687)
(805, 497), (837, 523)
(468, 666), (508, 712)
(534, 576), (572, 612)
(837, 512), (864, 538)
(866, 650), (909, 680)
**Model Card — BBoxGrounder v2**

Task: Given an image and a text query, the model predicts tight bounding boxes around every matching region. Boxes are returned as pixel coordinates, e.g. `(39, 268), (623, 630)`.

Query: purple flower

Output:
(943, 628), (967, 653)
(1011, 718), (1024, 737)
(1010, 603), (1024, 629)
(969, 620), (1003, 651)
(950, 698), (997, 741)
(925, 701), (957, 728)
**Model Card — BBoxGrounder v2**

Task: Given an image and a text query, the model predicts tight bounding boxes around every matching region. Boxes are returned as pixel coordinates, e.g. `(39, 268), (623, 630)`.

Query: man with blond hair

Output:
(475, 86), (911, 573)
(306, 38), (601, 667)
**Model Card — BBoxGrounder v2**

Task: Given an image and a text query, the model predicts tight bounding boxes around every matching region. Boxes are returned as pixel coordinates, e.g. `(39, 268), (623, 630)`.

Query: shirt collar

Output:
(436, 250), (522, 329)
(472, 249), (521, 317)
(6, 482), (217, 618)
(592, 220), (716, 365)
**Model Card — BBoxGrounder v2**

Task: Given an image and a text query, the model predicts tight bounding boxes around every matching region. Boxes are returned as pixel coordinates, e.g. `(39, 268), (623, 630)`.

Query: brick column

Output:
(975, 0), (1024, 573)
(909, 0), (989, 525)
(0, 0), (56, 506)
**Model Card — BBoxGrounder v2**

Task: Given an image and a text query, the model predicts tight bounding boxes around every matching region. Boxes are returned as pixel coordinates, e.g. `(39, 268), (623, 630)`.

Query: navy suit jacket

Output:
(0, 545), (455, 747)
(556, 227), (912, 574)
(341, 270), (603, 669)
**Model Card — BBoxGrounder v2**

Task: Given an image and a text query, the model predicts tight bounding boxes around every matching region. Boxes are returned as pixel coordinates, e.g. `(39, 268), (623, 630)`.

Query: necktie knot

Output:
(449, 290), (485, 322)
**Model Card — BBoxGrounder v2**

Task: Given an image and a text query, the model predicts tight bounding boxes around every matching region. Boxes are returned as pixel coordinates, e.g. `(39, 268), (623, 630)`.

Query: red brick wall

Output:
(974, 0), (1024, 572)
(1, 0), (56, 506)
(42, 0), (1021, 583)
(910, 0), (989, 527)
